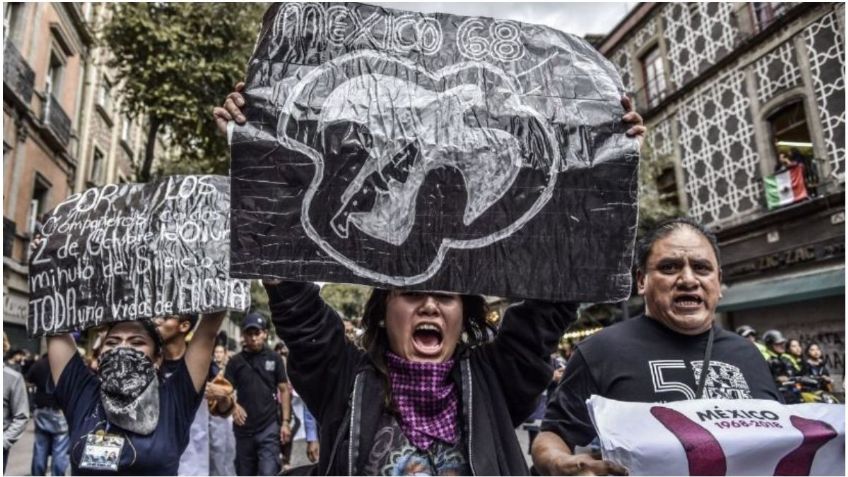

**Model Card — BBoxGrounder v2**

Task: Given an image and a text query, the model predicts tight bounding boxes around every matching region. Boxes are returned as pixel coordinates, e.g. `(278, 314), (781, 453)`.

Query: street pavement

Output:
(3, 421), (534, 475)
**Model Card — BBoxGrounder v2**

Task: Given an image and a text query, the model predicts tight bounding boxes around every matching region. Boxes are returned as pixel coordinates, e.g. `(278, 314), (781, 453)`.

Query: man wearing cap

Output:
(225, 312), (292, 476)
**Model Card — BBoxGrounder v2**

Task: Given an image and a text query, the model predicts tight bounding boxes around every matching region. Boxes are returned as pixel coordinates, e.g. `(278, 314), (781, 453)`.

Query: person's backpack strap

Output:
(236, 352), (280, 398)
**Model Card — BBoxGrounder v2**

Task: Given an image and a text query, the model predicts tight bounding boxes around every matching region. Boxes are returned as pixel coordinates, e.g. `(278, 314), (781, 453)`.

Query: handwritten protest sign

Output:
(28, 176), (250, 337)
(230, 2), (640, 301)
(587, 396), (845, 476)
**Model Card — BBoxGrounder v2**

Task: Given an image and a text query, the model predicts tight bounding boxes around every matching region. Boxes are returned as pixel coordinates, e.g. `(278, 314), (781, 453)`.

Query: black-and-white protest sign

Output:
(28, 176), (250, 337)
(230, 2), (640, 301)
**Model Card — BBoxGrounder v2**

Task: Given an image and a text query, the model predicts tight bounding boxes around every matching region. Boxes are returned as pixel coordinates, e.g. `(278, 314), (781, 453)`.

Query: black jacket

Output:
(267, 282), (576, 475)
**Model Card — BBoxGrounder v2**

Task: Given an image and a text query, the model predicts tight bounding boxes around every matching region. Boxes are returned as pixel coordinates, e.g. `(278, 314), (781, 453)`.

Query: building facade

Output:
(3, 3), (154, 352)
(601, 2), (845, 388)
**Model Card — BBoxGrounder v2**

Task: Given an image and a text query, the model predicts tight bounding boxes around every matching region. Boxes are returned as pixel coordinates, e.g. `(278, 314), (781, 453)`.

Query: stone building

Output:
(3, 3), (157, 351)
(600, 2), (845, 387)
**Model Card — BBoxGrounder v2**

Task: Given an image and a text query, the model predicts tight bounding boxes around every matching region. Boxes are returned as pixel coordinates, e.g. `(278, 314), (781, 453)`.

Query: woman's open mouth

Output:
(412, 322), (444, 355)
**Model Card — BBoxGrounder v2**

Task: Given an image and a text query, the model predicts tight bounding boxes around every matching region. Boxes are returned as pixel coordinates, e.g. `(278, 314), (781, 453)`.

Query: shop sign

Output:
(4, 291), (28, 324)
(724, 238), (844, 279)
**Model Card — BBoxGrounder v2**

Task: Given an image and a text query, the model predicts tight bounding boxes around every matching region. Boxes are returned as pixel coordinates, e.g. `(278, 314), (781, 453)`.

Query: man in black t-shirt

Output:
(225, 313), (292, 476)
(532, 218), (782, 476)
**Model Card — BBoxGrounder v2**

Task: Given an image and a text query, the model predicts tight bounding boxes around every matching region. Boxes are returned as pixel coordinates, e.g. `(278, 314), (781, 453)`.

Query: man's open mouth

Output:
(673, 294), (703, 309)
(412, 322), (444, 354)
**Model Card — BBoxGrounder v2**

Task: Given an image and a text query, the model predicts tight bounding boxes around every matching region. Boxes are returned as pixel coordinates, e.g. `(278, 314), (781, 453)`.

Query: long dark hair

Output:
(804, 342), (824, 362)
(360, 289), (490, 409)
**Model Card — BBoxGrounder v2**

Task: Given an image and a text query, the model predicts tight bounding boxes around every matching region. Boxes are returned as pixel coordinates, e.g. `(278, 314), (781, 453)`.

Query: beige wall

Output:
(74, 2), (137, 191)
(3, 3), (167, 351)
(3, 3), (86, 266)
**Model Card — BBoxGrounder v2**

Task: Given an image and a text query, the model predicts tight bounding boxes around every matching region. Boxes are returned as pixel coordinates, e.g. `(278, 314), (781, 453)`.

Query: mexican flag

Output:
(764, 165), (808, 209)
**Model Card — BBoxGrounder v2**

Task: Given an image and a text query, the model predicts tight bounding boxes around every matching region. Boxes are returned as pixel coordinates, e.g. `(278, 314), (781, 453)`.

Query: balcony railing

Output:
(3, 41), (35, 106)
(43, 94), (72, 148)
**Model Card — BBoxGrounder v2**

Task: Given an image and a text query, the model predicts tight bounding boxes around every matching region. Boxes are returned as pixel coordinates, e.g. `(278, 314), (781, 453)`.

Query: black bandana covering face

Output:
(98, 346), (160, 435)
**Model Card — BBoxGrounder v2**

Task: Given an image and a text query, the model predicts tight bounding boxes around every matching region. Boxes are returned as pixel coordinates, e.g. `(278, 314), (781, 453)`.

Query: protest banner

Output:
(28, 175), (251, 337)
(587, 395), (845, 476)
(229, 2), (640, 301)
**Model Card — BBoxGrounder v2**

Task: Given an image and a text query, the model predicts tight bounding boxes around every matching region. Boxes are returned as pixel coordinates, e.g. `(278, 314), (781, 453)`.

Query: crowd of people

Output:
(2, 317), (323, 476)
(2, 84), (842, 477)
(736, 325), (836, 400)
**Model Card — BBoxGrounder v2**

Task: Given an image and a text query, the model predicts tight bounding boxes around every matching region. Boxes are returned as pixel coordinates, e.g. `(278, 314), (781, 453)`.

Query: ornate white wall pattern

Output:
(634, 17), (658, 48)
(803, 11), (845, 180)
(754, 42), (802, 104)
(678, 70), (762, 225)
(663, 3), (740, 89)
(647, 116), (674, 163)
(612, 48), (634, 95)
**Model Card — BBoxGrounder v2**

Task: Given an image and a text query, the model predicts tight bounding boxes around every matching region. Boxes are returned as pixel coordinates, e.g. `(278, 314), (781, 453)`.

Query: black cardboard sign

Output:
(28, 176), (250, 336)
(229, 2), (640, 301)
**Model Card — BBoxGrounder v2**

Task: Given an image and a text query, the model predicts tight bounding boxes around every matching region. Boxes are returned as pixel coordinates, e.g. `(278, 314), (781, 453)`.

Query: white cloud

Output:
(376, 1), (637, 37)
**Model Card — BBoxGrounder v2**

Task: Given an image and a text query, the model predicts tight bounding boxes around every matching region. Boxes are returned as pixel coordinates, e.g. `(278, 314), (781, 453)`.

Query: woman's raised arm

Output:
(184, 311), (226, 393)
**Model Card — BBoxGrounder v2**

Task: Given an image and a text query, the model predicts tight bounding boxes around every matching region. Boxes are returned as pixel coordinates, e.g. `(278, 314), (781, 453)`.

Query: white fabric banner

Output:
(587, 396), (844, 476)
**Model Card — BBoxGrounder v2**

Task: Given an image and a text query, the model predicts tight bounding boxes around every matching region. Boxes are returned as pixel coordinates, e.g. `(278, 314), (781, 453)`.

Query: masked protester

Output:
(47, 313), (224, 475)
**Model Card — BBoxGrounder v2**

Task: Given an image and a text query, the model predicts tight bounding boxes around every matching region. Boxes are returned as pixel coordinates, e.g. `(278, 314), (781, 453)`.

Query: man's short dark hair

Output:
(635, 217), (721, 272)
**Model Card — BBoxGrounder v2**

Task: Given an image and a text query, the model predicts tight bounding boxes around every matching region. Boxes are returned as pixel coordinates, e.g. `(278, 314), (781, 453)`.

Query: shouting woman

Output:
(214, 86), (645, 474)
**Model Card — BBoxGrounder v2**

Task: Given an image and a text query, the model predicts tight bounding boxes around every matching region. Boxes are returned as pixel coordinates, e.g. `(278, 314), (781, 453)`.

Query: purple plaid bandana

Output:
(386, 352), (459, 451)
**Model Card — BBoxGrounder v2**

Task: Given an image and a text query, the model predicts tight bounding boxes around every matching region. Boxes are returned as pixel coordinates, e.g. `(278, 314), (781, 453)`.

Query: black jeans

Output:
(235, 421), (281, 476)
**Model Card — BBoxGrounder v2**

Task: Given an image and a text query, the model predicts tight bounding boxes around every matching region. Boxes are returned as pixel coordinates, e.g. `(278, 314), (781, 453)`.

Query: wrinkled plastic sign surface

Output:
(28, 176), (251, 337)
(587, 396), (845, 476)
(230, 2), (640, 300)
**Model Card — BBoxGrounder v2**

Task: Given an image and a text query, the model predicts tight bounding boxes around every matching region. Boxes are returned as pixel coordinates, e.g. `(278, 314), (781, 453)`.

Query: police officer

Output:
(762, 329), (795, 383)
(736, 325), (768, 359)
